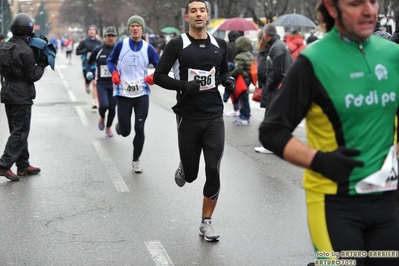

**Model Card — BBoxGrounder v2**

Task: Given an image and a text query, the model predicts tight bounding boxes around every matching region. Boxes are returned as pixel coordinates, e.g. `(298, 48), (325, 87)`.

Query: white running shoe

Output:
(132, 161), (143, 173)
(199, 220), (220, 242)
(254, 147), (273, 154)
(225, 110), (240, 117)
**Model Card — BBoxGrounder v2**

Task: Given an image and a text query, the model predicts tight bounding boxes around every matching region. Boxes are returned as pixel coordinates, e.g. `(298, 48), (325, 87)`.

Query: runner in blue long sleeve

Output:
(107, 15), (159, 173)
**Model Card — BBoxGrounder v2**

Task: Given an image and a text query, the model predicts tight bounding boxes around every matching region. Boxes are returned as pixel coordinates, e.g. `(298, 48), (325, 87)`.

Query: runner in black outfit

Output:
(76, 25), (102, 109)
(153, 0), (235, 242)
(87, 26), (117, 137)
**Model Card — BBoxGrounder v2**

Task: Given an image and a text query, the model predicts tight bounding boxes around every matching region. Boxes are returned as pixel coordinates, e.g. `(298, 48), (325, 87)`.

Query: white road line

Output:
(57, 63), (77, 102)
(92, 140), (130, 192)
(67, 90), (77, 102)
(62, 79), (69, 88)
(56, 64), (64, 79)
(75, 106), (89, 127)
(145, 241), (175, 266)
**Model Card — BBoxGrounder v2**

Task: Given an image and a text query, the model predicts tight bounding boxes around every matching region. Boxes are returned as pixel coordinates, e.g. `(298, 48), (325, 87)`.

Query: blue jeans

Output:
(238, 77), (251, 120)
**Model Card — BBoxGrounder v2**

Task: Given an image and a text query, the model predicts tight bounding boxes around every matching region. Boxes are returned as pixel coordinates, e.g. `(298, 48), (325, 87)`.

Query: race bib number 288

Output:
(188, 67), (216, 90)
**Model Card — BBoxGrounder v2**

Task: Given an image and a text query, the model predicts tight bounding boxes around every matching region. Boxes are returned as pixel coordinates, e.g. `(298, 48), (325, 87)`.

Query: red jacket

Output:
(287, 34), (306, 60)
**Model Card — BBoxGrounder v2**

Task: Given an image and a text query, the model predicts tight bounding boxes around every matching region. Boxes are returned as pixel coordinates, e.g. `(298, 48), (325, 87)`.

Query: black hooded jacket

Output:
(0, 35), (45, 104)
(227, 30), (240, 62)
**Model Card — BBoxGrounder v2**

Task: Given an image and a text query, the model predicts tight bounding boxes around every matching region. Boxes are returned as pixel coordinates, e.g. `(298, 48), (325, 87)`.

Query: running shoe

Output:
(199, 220), (220, 242)
(132, 161), (143, 173)
(174, 162), (186, 187)
(105, 127), (113, 137)
(98, 118), (105, 131)
(85, 85), (90, 94)
(225, 110), (240, 117)
(233, 119), (250, 126)
(92, 100), (98, 109)
(254, 147), (273, 154)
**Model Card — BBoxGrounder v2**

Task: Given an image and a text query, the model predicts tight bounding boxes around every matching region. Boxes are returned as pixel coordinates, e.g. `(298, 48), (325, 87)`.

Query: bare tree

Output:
(244, 0), (292, 28)
(59, 0), (399, 36)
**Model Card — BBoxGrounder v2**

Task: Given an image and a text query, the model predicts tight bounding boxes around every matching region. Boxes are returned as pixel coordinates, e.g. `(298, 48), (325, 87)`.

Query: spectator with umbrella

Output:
(224, 30), (242, 117)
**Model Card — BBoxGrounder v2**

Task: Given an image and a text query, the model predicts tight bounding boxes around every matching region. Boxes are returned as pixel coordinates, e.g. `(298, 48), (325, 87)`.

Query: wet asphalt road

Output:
(0, 47), (314, 266)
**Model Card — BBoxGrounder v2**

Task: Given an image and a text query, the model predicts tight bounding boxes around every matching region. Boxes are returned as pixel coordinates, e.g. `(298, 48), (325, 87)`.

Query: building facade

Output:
(10, 0), (64, 37)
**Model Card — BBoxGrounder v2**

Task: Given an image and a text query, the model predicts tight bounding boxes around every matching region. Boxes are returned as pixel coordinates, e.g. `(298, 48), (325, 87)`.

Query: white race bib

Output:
(188, 67), (216, 91)
(100, 65), (111, 78)
(355, 145), (398, 194)
(121, 79), (144, 95)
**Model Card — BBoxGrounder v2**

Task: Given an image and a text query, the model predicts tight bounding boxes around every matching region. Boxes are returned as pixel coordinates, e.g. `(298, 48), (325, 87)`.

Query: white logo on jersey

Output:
(345, 90), (396, 108)
(375, 64), (388, 81)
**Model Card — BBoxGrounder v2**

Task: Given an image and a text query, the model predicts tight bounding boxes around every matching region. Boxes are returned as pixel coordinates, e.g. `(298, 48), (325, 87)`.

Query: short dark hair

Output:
(228, 30), (240, 42)
(316, 0), (338, 32)
(185, 0), (208, 15)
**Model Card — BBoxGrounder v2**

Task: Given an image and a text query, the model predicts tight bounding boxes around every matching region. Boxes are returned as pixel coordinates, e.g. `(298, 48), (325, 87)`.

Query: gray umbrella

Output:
(272, 13), (316, 28)
(144, 26), (154, 34)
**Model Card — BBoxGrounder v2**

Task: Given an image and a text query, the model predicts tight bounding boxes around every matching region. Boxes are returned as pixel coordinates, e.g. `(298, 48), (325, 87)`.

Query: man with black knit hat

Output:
(107, 15), (159, 174)
(87, 26), (118, 138)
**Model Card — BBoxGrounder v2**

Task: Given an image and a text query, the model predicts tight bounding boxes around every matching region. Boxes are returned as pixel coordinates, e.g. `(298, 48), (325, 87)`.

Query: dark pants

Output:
(0, 104), (31, 170)
(97, 82), (116, 128)
(177, 116), (224, 199)
(307, 190), (399, 266)
(116, 95), (149, 161)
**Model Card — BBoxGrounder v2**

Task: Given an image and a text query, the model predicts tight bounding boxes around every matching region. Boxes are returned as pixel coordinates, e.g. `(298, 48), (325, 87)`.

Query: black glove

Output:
(310, 147), (364, 184)
(38, 54), (48, 68)
(183, 80), (201, 94)
(222, 77), (235, 94)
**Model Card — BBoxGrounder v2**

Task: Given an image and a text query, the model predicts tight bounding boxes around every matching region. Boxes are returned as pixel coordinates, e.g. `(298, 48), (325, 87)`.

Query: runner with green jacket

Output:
(259, 1), (399, 265)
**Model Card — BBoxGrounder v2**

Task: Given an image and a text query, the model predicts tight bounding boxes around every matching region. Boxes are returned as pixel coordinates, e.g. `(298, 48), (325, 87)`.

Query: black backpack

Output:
(0, 42), (17, 77)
